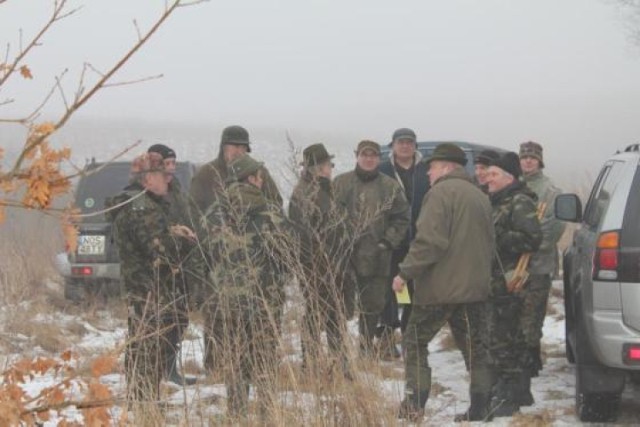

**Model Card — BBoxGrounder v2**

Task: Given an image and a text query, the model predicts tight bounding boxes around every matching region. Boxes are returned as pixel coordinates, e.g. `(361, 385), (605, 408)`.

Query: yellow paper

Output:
(395, 286), (411, 304)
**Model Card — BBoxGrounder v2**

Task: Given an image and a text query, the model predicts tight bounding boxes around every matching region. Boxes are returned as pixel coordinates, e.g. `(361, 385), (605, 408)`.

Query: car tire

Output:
(575, 366), (621, 422)
(64, 280), (85, 302)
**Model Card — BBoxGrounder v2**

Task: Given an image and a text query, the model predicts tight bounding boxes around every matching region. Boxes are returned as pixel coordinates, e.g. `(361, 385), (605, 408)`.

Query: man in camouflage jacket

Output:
(519, 141), (566, 389)
(189, 125), (283, 370)
(201, 154), (289, 419)
(334, 140), (409, 357)
(485, 152), (542, 417)
(147, 143), (200, 386)
(108, 153), (197, 406)
(289, 143), (354, 377)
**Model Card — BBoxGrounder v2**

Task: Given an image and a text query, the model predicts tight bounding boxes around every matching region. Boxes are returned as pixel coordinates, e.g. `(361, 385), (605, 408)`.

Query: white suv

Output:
(556, 144), (640, 422)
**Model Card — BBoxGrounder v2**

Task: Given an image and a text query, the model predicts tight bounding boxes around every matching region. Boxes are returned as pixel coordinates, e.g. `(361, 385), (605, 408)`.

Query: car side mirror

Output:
(555, 193), (582, 223)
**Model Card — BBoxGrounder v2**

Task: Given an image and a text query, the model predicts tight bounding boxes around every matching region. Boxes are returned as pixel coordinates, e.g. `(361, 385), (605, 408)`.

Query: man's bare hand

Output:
(392, 275), (406, 293)
(170, 224), (197, 242)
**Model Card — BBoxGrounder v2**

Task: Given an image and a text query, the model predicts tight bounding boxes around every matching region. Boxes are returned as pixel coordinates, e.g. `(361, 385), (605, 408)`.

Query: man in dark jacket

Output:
(189, 125), (283, 371)
(392, 143), (495, 422)
(108, 153), (198, 411)
(334, 140), (409, 358)
(378, 128), (430, 359)
(289, 143), (354, 377)
(485, 152), (542, 417)
(189, 125), (282, 215)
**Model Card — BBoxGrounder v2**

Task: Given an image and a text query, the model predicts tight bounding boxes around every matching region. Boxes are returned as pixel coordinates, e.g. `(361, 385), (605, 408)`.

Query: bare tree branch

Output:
(0, 0), (81, 88)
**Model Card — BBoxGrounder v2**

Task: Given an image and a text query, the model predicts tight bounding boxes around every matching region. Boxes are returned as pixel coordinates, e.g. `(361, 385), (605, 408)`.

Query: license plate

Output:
(77, 235), (106, 255)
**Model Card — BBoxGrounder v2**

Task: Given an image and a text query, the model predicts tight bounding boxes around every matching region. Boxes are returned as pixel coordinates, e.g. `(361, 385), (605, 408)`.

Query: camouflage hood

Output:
(104, 182), (144, 223)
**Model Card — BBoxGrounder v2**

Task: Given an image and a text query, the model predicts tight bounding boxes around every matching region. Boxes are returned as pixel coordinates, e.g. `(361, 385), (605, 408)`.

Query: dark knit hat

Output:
(356, 140), (381, 156)
(519, 141), (544, 168)
(147, 143), (176, 160)
(227, 154), (263, 183)
(492, 152), (522, 179)
(474, 149), (500, 166)
(221, 125), (252, 153)
(389, 128), (417, 147)
(303, 143), (334, 167)
(425, 143), (467, 166)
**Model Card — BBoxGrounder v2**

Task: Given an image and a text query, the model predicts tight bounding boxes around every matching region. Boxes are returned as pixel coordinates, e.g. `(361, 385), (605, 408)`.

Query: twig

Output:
(103, 73), (163, 88)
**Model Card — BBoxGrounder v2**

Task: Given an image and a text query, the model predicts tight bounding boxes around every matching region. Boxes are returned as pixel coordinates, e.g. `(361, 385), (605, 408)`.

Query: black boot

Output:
(518, 372), (534, 407)
(491, 376), (521, 417)
(165, 350), (197, 386)
(454, 392), (494, 422)
(398, 388), (429, 422)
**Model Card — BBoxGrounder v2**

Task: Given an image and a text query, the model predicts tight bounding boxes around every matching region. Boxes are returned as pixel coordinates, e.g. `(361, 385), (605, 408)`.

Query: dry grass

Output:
(510, 410), (554, 426)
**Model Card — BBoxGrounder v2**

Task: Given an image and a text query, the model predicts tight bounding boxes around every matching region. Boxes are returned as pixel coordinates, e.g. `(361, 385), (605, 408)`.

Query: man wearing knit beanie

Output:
(518, 141), (566, 406)
(485, 151), (542, 417)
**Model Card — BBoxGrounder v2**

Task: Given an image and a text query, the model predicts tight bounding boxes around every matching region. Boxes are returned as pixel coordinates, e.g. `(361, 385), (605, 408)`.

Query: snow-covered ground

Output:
(4, 280), (639, 426)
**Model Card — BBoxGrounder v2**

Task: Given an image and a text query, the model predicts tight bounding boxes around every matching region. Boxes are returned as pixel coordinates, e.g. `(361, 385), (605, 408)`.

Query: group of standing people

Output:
(107, 124), (564, 423)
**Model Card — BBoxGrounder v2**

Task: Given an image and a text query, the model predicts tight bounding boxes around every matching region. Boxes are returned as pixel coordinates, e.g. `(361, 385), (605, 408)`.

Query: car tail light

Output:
(593, 231), (619, 281)
(623, 344), (640, 365)
(71, 266), (93, 276)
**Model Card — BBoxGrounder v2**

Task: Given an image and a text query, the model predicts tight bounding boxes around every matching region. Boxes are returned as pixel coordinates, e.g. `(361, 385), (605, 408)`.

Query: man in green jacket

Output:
(519, 141), (566, 403)
(392, 143), (495, 422)
(289, 143), (354, 377)
(334, 140), (409, 358)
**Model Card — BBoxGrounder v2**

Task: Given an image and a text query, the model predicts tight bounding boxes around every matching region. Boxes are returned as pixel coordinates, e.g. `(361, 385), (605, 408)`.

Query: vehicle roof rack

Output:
(624, 144), (640, 153)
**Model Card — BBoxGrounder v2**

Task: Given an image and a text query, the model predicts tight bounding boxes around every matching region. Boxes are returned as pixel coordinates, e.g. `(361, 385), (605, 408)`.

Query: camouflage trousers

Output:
(488, 278), (527, 377)
(125, 296), (186, 403)
(520, 273), (552, 375)
(356, 275), (388, 354)
(204, 298), (280, 417)
(403, 302), (494, 408)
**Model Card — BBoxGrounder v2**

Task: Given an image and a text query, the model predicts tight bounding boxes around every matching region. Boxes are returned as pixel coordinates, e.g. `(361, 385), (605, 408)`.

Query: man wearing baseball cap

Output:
(377, 128), (430, 360)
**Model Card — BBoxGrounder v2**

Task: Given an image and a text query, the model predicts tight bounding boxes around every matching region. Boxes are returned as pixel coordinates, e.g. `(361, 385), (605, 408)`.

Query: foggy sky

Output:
(2, 0), (640, 188)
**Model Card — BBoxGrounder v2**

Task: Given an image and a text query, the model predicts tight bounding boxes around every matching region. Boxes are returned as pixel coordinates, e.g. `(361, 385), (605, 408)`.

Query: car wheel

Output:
(575, 365), (621, 422)
(63, 280), (85, 302)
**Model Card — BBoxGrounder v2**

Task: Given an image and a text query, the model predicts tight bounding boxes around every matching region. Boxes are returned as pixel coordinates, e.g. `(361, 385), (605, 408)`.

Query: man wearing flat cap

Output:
(376, 128), (430, 360)
(484, 151), (542, 417)
(518, 141), (565, 404)
(392, 143), (495, 422)
(289, 143), (354, 377)
(189, 125), (283, 372)
(334, 140), (409, 359)
(474, 149), (500, 192)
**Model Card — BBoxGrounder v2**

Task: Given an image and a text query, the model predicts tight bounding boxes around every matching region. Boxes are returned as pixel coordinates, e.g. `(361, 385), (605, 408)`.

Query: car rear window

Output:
(619, 164), (640, 282)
